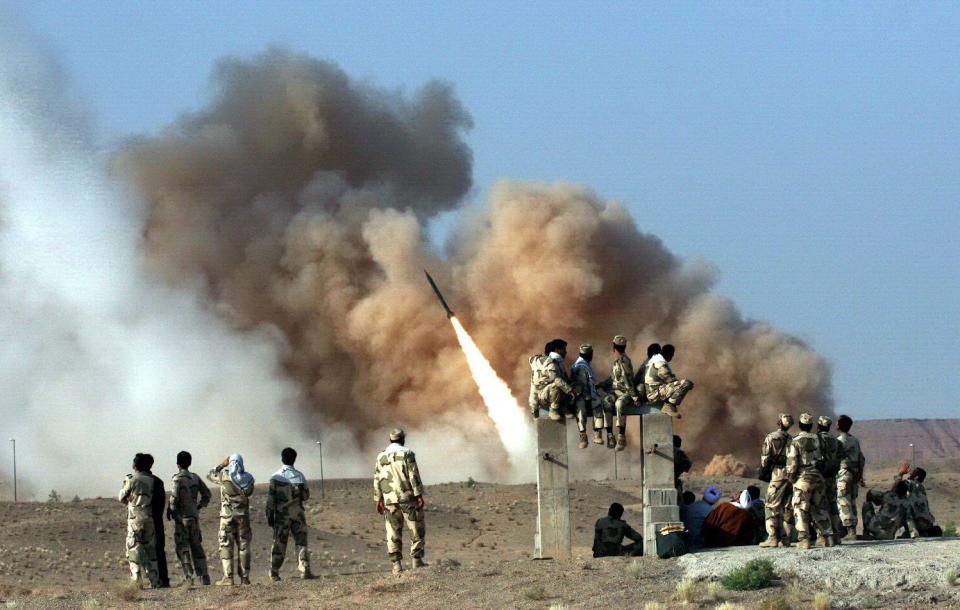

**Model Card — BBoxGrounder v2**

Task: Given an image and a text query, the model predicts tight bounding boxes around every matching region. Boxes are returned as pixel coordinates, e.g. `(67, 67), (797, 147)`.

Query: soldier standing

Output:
(861, 482), (920, 540)
(608, 335), (639, 451)
(267, 447), (316, 581)
(118, 453), (160, 588)
(816, 416), (845, 543)
(207, 454), (255, 586)
(759, 414), (795, 548)
(785, 413), (834, 549)
(375, 428), (427, 575)
(167, 450), (212, 585)
(571, 344), (605, 448)
(643, 344), (694, 418)
(528, 339), (576, 421)
(835, 414), (865, 541)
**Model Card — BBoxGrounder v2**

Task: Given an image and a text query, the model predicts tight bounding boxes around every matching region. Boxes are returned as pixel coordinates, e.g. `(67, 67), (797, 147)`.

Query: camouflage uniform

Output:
(119, 471), (160, 587)
(267, 467), (312, 579)
(592, 516), (643, 557)
(817, 419), (844, 539)
(207, 467), (254, 583)
(785, 414), (834, 548)
(374, 434), (426, 570)
(168, 468), (211, 584)
(528, 354), (574, 420)
(571, 347), (606, 445)
(643, 353), (693, 416)
(862, 489), (919, 540)
(759, 415), (794, 547)
(605, 336), (638, 450)
(836, 430), (865, 533)
(896, 476), (938, 536)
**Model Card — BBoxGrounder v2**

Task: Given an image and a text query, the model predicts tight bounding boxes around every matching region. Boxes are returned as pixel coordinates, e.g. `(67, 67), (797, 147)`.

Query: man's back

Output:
(374, 445), (423, 505)
(593, 516), (640, 557)
(170, 470), (210, 519)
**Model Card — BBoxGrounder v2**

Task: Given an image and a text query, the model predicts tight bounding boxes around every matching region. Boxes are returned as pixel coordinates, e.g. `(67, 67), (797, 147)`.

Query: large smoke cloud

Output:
(115, 49), (833, 478)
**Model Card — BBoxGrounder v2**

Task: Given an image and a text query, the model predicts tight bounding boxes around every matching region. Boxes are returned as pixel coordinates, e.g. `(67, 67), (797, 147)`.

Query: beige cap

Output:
(579, 343), (593, 355)
(779, 413), (794, 428)
(799, 413), (814, 425)
(612, 335), (628, 347)
(817, 415), (832, 428)
(389, 428), (405, 442)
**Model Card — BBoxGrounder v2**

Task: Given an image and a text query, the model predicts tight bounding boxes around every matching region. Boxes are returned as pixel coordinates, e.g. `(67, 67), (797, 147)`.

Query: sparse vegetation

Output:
(523, 586), (547, 601)
(759, 596), (792, 610)
(705, 581), (727, 602)
(626, 559), (643, 577)
(812, 592), (832, 610)
(944, 522), (957, 537)
(47, 490), (62, 504)
(72, 495), (81, 504)
(945, 567), (958, 587)
(643, 603), (667, 610)
(110, 581), (140, 602)
(714, 603), (746, 610)
(721, 558), (776, 591)
(548, 604), (568, 610)
(676, 578), (698, 603)
(464, 477), (478, 489)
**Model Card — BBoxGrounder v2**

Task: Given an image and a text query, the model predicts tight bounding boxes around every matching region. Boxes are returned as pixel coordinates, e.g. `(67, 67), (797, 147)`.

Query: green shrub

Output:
(943, 522), (957, 537)
(721, 558), (776, 591)
(47, 490), (62, 504)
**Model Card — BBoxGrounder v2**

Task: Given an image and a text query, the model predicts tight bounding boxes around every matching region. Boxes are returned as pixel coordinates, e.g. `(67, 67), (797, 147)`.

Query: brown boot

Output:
(592, 430), (604, 445)
(796, 538), (811, 550)
(548, 408), (562, 421)
(661, 404), (681, 419)
(268, 570), (281, 582)
(578, 432), (588, 449)
(412, 557), (428, 569)
(615, 433), (626, 451)
(758, 538), (778, 548)
(843, 528), (858, 542)
(391, 561), (403, 575)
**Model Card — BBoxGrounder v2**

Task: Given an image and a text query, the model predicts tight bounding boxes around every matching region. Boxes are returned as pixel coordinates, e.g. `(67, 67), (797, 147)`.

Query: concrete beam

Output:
(534, 417), (571, 560)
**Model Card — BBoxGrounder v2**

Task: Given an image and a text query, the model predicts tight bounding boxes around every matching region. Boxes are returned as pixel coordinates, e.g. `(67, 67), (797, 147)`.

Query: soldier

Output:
(592, 502), (643, 557)
(141, 454), (170, 588)
(571, 344), (605, 448)
(835, 414), (865, 541)
(816, 416), (845, 543)
(644, 343), (694, 418)
(634, 343), (662, 404)
(673, 435), (692, 492)
(207, 454), (255, 586)
(897, 466), (941, 537)
(785, 413), (834, 549)
(607, 335), (639, 451)
(861, 481), (919, 540)
(758, 413), (795, 548)
(267, 447), (316, 581)
(118, 453), (160, 588)
(167, 450), (212, 586)
(374, 428), (427, 575)
(528, 339), (576, 421)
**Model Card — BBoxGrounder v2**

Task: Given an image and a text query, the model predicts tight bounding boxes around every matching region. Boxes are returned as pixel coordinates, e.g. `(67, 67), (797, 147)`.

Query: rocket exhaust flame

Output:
(450, 316), (534, 471)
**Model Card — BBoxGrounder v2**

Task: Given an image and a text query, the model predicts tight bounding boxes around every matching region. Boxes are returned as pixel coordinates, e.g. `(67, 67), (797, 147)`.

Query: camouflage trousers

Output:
(603, 394), (634, 428)
(836, 470), (860, 529)
(535, 384), (573, 418)
(647, 379), (694, 407)
(764, 478), (794, 540)
(125, 517), (159, 587)
(218, 514), (252, 578)
(818, 477), (844, 535)
(271, 516), (310, 574)
(792, 474), (833, 538)
(384, 502), (425, 562)
(173, 517), (208, 580)
(575, 397), (606, 432)
(860, 502), (896, 540)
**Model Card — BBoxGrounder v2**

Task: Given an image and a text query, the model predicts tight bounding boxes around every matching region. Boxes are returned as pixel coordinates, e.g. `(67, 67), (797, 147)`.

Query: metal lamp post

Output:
(9, 438), (16, 503)
(315, 440), (325, 500)
(909, 443), (915, 465)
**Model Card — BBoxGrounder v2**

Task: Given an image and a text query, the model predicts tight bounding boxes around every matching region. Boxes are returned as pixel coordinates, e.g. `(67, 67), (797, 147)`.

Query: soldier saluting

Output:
(207, 454), (255, 585)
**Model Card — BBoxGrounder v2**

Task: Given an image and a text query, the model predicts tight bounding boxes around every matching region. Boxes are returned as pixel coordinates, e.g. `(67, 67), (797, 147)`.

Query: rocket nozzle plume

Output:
(424, 270), (454, 318)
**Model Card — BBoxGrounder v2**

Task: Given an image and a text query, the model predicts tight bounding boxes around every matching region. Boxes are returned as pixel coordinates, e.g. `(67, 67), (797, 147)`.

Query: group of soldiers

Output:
(119, 428), (427, 588)
(528, 336), (694, 450)
(759, 412), (940, 550)
(119, 448), (314, 588)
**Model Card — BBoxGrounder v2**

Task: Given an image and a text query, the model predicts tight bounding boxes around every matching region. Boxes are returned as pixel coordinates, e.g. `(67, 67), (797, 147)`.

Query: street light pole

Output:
(315, 440), (325, 500)
(9, 438), (16, 503)
(909, 443), (916, 465)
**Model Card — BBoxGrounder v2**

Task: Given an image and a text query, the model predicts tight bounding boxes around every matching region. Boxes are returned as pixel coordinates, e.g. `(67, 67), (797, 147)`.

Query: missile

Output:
(424, 269), (454, 318)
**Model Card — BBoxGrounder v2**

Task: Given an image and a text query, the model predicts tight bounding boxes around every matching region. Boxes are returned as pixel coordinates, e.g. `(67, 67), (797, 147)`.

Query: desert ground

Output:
(0, 465), (958, 609)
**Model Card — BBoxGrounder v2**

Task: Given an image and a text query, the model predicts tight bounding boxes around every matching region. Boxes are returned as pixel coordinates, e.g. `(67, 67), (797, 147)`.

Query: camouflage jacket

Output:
(168, 469), (211, 520)
(592, 516), (641, 556)
(836, 432), (865, 480)
(760, 429), (792, 482)
(610, 354), (639, 399)
(894, 477), (936, 529)
(866, 489), (919, 538)
(528, 354), (573, 408)
(207, 468), (253, 518)
(119, 471), (155, 521)
(570, 356), (600, 402)
(785, 432), (825, 484)
(374, 444), (424, 505)
(267, 469), (309, 522)
(817, 432), (842, 478)
(643, 354), (676, 399)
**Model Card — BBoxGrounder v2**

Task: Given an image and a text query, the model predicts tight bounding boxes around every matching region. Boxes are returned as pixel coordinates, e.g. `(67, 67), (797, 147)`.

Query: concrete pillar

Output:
(534, 417), (571, 559)
(641, 411), (678, 556)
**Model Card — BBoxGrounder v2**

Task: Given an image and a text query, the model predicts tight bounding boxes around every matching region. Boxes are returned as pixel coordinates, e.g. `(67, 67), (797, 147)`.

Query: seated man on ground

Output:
(861, 481), (920, 540)
(895, 466), (942, 537)
(703, 487), (765, 548)
(683, 486), (721, 550)
(593, 503), (643, 557)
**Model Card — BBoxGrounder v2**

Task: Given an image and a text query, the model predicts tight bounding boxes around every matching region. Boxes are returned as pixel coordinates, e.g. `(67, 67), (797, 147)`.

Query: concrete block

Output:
(643, 487), (678, 507)
(643, 505), (680, 524)
(534, 417), (571, 559)
(641, 411), (675, 490)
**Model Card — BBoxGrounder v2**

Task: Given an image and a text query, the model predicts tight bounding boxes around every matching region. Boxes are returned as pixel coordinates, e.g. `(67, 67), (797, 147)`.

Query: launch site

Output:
(1, 2), (958, 609)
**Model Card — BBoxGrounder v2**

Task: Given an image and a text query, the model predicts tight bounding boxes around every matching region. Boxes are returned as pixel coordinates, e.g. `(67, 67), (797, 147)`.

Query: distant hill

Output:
(856, 418), (960, 465)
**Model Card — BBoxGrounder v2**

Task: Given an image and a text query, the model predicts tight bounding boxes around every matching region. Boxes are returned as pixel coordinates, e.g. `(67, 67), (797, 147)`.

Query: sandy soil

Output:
(0, 466), (957, 609)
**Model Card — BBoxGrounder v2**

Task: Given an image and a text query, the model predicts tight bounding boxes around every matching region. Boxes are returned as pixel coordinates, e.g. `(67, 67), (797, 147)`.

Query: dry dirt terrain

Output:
(0, 467), (957, 609)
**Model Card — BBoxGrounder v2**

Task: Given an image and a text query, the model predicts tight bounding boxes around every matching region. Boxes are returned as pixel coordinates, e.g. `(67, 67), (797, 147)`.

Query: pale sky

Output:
(7, 1), (959, 420)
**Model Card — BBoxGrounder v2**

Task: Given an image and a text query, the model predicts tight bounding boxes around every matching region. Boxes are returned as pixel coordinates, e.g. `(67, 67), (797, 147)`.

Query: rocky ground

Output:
(0, 466), (957, 609)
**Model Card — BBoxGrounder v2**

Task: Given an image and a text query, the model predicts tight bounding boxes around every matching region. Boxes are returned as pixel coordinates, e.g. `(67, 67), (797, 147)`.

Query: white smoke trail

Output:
(450, 317), (534, 472)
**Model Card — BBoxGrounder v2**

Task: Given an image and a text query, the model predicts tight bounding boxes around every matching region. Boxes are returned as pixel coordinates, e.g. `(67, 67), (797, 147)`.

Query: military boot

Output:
(816, 535), (830, 547)
(201, 573), (211, 586)
(592, 429), (604, 444)
(661, 404), (681, 419)
(548, 408), (562, 421)
(268, 569), (281, 582)
(758, 537), (779, 548)
(606, 432), (616, 449)
(578, 431), (588, 449)
(391, 561), (403, 575)
(796, 538), (811, 550)
(215, 563), (235, 586)
(412, 557), (428, 569)
(615, 433), (626, 451)
(832, 534), (843, 546)
(843, 528), (858, 542)
(777, 538), (791, 548)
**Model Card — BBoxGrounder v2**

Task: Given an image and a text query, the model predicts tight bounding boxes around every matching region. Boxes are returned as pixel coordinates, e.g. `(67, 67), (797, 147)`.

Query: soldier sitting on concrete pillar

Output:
(644, 343), (694, 418)
(592, 503), (643, 557)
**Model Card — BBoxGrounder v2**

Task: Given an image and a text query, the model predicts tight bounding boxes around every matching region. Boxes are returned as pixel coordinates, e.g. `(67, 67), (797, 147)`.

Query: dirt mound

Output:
(703, 453), (753, 477)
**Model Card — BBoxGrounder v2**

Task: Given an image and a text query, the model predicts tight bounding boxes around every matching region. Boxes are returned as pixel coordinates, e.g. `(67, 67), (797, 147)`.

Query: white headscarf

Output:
(228, 453), (255, 492)
(271, 465), (305, 485)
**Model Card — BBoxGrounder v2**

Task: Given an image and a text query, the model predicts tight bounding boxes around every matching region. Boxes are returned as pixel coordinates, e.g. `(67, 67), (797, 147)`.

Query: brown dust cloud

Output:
(116, 50), (833, 481)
